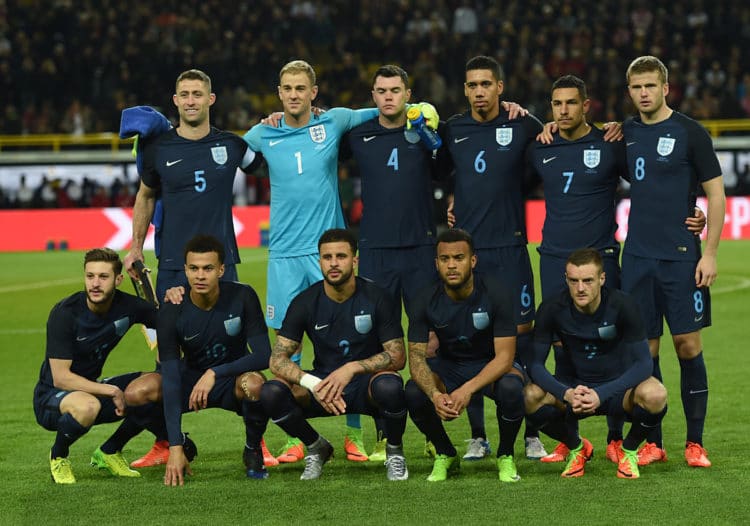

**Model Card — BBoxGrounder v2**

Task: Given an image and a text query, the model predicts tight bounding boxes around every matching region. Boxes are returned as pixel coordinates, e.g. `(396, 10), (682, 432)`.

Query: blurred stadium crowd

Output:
(0, 0), (748, 210)
(1, 0), (749, 134)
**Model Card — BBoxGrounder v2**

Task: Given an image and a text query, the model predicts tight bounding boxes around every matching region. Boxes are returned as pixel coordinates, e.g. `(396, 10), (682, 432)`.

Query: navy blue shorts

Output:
(300, 370), (389, 418)
(358, 244), (437, 319)
(474, 246), (535, 325)
(33, 371), (141, 431)
(621, 254), (711, 338)
(427, 356), (526, 398)
(176, 363), (242, 415)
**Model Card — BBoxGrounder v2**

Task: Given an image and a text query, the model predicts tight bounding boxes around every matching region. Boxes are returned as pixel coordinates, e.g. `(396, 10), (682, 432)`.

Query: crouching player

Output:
(34, 248), (166, 484)
(525, 248), (667, 479)
(125, 234), (272, 485)
(260, 229), (409, 481)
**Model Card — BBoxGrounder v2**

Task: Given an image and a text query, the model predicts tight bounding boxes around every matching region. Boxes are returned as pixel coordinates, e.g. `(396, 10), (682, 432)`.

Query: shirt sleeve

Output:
(406, 288), (431, 344)
(140, 138), (160, 189)
(242, 124), (263, 152)
(329, 107), (380, 132)
(688, 121), (722, 183)
(45, 303), (76, 360)
(528, 302), (572, 401)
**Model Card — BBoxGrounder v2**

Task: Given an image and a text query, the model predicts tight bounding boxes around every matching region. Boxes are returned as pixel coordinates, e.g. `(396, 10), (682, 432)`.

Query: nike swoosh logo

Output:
(626, 142), (636, 146)
(314, 324), (329, 330)
(166, 159), (183, 167)
(454, 137), (469, 144)
(542, 157), (556, 164)
(689, 389), (708, 394)
(434, 323), (449, 329)
(269, 139), (285, 146)
(76, 336), (88, 341)
(521, 309), (532, 316)
(694, 315), (704, 322)
(184, 333), (200, 341)
(363, 136), (376, 142)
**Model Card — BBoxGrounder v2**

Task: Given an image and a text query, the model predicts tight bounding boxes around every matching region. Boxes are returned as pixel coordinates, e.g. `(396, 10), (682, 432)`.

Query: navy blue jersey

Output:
(347, 118), (437, 248)
(408, 274), (516, 362)
(157, 281), (269, 372)
(528, 127), (626, 256)
(439, 110), (543, 248)
(623, 112), (721, 261)
(37, 290), (157, 387)
(531, 288), (650, 403)
(141, 128), (258, 270)
(279, 277), (403, 376)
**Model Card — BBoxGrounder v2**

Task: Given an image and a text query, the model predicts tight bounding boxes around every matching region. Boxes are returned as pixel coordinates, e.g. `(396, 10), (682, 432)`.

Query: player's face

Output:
(278, 72), (318, 119)
(628, 71), (669, 118)
(464, 69), (503, 119)
(436, 241), (476, 290)
(84, 261), (122, 307)
(173, 79), (215, 127)
(319, 241), (357, 287)
(372, 75), (410, 120)
(185, 251), (224, 296)
(551, 87), (589, 134)
(565, 262), (606, 313)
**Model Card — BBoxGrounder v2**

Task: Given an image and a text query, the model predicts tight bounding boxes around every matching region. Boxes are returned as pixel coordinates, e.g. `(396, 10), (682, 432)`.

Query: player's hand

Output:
(189, 369), (216, 412)
(164, 286), (186, 304)
(536, 122), (556, 144)
(315, 365), (354, 404)
(111, 386), (126, 416)
(685, 207), (706, 236)
(446, 198), (456, 228)
(311, 388), (347, 415)
(571, 385), (599, 415)
(164, 446), (192, 487)
(432, 391), (459, 421)
(447, 385), (473, 414)
(123, 250), (144, 281)
(416, 102), (440, 130)
(261, 112), (284, 127)
(695, 254), (718, 287)
(311, 106), (326, 116)
(602, 121), (623, 142)
(502, 101), (529, 120)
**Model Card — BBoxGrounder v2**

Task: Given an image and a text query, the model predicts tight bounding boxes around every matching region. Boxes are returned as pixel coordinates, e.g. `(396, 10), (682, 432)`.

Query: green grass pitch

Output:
(1, 243), (749, 525)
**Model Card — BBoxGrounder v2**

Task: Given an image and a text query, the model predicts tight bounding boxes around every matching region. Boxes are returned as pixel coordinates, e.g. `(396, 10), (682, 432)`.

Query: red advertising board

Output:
(1, 199), (749, 252)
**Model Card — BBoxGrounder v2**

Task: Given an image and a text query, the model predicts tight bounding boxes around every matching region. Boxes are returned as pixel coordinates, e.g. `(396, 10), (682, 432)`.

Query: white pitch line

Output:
(0, 278), (79, 293)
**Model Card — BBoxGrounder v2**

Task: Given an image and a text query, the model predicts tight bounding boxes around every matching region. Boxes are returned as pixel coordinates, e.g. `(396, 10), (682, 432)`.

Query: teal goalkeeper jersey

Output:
(244, 108), (378, 257)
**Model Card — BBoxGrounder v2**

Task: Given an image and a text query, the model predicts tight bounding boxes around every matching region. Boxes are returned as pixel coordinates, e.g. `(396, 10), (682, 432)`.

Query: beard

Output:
(324, 267), (353, 287)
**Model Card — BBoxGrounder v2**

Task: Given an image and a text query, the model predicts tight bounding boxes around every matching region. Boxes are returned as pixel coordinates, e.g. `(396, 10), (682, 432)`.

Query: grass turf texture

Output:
(1, 243), (749, 525)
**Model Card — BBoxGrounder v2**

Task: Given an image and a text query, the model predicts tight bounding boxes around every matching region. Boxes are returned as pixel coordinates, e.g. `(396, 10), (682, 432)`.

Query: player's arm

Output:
(450, 335), (516, 413)
(696, 175), (726, 287)
(590, 338), (651, 407)
(408, 340), (458, 420)
(124, 180), (157, 280)
(269, 335), (305, 384)
(48, 358), (127, 414)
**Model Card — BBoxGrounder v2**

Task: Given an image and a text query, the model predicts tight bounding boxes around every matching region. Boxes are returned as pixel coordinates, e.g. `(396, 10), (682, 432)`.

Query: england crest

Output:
(472, 311), (490, 330)
(211, 146), (228, 165)
(354, 314), (372, 334)
(224, 316), (242, 336)
(496, 127), (513, 146)
(583, 149), (600, 168)
(657, 137), (675, 156)
(309, 124), (326, 143)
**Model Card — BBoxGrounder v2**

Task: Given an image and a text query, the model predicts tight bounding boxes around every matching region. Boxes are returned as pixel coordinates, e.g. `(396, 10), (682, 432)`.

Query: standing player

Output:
(405, 229), (524, 482)
(33, 248), (170, 484)
(125, 235), (272, 485)
(621, 56), (725, 468)
(439, 55), (547, 460)
(243, 60), (379, 463)
(344, 64), (440, 460)
(124, 69), (261, 301)
(260, 229), (409, 481)
(122, 69), (265, 468)
(526, 248), (668, 479)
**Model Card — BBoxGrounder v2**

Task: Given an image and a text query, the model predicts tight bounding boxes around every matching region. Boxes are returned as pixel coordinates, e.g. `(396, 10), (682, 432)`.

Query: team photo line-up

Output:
(36, 52), (724, 485)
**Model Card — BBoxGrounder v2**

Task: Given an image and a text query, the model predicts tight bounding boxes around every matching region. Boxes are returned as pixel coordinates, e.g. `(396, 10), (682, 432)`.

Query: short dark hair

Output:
(551, 74), (588, 101)
(465, 55), (504, 81)
(436, 228), (474, 254)
(84, 248), (122, 275)
(566, 248), (603, 272)
(318, 228), (357, 254)
(372, 65), (409, 87)
(176, 69), (212, 93)
(184, 234), (225, 263)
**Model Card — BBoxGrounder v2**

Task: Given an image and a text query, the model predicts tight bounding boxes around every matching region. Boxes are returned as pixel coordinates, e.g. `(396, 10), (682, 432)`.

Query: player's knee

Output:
(523, 383), (547, 413)
(260, 379), (296, 419)
(673, 333), (702, 360)
(636, 378), (668, 413)
(67, 395), (101, 426)
(236, 371), (265, 401)
(404, 379), (429, 413)
(125, 373), (161, 405)
(494, 374), (525, 419)
(370, 372), (405, 412)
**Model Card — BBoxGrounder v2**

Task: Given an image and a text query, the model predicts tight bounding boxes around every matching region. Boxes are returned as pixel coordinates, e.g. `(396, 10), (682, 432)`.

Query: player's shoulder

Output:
(208, 127), (244, 144)
(670, 111), (711, 136)
(143, 128), (179, 151)
(446, 112), (471, 126)
(349, 117), (382, 135)
(220, 280), (260, 298)
(355, 275), (391, 299)
(50, 292), (84, 316)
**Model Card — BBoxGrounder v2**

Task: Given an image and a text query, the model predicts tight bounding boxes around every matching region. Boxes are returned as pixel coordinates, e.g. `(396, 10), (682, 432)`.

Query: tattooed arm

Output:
(408, 341), (459, 420)
(316, 337), (406, 404)
(269, 335), (303, 384)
